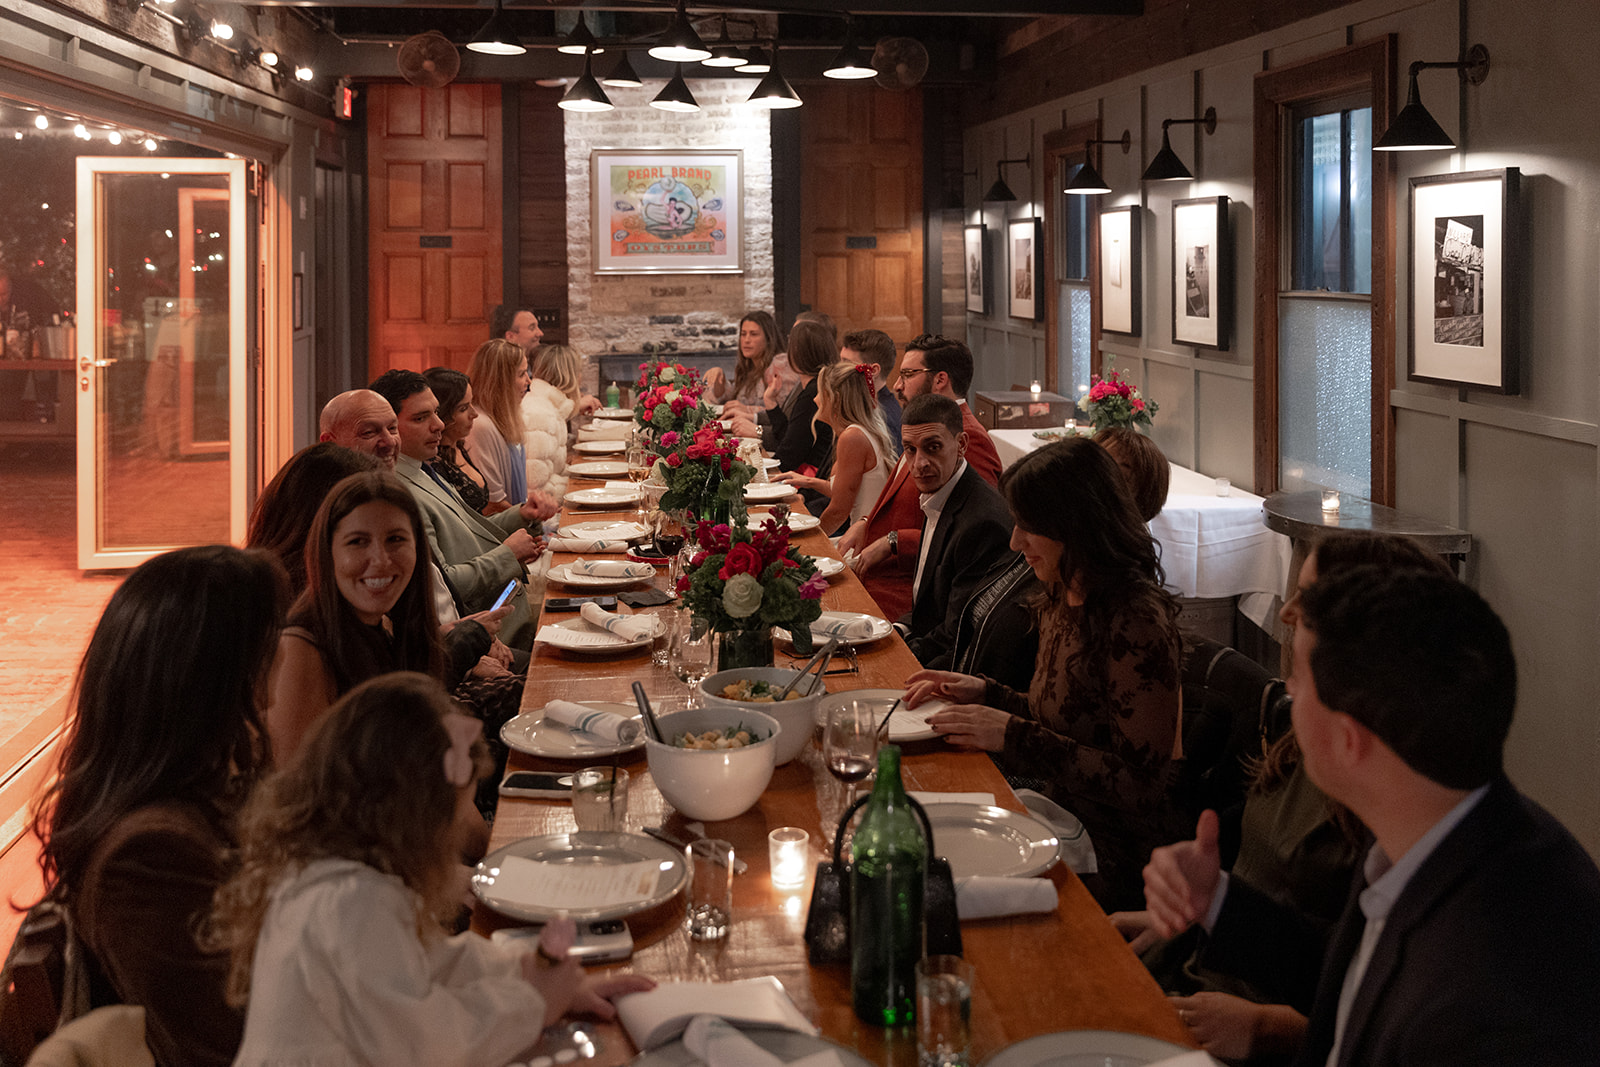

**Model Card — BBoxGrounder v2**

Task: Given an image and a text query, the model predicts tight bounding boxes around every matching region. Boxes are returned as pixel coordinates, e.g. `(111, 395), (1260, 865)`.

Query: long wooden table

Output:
(473, 469), (1193, 1065)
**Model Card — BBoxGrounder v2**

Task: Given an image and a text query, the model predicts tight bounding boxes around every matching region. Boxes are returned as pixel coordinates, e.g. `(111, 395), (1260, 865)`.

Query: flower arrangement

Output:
(634, 361), (711, 437)
(656, 424), (755, 524)
(1083, 366), (1159, 430)
(677, 508), (826, 653)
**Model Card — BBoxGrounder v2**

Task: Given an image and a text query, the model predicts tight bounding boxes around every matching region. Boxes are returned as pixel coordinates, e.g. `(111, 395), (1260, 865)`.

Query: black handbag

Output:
(803, 793), (962, 964)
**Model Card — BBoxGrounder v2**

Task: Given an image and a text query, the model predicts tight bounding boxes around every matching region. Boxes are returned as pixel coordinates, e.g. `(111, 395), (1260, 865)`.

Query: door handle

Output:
(78, 357), (117, 371)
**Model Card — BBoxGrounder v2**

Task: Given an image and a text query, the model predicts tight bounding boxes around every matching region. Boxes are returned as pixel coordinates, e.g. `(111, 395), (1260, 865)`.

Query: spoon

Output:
(631, 681), (666, 743)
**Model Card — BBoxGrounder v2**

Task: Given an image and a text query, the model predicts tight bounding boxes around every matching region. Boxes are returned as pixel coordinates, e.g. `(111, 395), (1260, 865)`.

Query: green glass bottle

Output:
(605, 381), (621, 409)
(849, 745), (927, 1026)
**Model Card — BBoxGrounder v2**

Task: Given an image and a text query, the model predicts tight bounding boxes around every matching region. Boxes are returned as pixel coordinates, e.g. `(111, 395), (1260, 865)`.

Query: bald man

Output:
(318, 389), (400, 470)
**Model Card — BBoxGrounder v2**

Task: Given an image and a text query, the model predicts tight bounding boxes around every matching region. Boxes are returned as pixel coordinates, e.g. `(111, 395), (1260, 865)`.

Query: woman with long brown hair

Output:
(464, 339), (530, 509)
(705, 310), (789, 412)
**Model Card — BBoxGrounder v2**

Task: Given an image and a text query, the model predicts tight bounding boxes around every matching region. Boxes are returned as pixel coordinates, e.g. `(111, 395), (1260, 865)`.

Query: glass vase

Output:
(717, 627), (775, 672)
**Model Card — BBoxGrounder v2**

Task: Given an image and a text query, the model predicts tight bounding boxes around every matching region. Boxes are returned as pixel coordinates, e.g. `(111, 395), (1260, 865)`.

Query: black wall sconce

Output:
(1143, 107), (1216, 182)
(1374, 44), (1490, 151)
(1065, 130), (1131, 195)
(985, 154), (1031, 202)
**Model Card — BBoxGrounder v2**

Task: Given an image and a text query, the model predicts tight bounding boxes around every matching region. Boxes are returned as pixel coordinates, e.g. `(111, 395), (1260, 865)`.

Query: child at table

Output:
(209, 672), (654, 1067)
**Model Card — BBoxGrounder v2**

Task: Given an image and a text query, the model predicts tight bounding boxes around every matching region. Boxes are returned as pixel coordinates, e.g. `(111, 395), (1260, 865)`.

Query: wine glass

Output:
(626, 443), (650, 525)
(822, 697), (887, 806)
(655, 507), (689, 584)
(668, 613), (714, 706)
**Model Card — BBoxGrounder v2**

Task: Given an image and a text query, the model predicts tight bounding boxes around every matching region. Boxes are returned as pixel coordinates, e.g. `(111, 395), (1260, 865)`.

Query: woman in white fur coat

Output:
(522, 344), (582, 501)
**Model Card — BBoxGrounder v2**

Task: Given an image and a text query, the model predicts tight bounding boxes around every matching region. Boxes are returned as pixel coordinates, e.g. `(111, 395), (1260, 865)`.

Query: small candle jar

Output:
(1321, 489), (1340, 513)
(768, 827), (809, 890)
(1063, 418), (1077, 434)
(1214, 477), (1231, 497)
(1029, 379), (1042, 397)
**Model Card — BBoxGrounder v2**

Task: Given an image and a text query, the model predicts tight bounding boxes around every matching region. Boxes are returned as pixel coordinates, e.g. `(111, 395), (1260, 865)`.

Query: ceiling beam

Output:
(255, 1), (1142, 15)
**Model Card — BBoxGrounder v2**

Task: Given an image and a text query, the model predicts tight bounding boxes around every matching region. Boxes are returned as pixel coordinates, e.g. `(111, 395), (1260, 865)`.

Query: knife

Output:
(643, 825), (748, 874)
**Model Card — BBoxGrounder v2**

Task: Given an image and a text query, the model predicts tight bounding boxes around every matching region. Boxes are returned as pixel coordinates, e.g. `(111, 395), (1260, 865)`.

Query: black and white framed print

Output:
(963, 223), (991, 315)
(1408, 168), (1521, 393)
(1099, 206), (1141, 337)
(1171, 195), (1231, 350)
(1008, 217), (1043, 322)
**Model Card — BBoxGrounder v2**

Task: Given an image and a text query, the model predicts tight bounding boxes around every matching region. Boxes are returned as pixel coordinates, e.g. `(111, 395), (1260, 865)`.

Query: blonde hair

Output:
(466, 339), (527, 443)
(817, 362), (897, 473)
(207, 673), (490, 1006)
(531, 344), (584, 408)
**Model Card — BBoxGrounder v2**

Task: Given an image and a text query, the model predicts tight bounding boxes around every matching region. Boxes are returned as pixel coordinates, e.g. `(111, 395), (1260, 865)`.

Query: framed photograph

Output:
(590, 149), (743, 275)
(1408, 168), (1520, 393)
(1099, 206), (1141, 336)
(1171, 195), (1231, 350)
(963, 224), (991, 315)
(1008, 218), (1043, 322)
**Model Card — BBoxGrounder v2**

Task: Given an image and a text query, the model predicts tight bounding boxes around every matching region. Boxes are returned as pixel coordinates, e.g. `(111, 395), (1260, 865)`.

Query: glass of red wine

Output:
(654, 508), (689, 587)
(823, 697), (888, 808)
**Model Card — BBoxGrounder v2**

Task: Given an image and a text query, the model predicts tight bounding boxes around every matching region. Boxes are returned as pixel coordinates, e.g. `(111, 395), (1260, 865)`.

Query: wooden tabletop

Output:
(473, 469), (1193, 1064)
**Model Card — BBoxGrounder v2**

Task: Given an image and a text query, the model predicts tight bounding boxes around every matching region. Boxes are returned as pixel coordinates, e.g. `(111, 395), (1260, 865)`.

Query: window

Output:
(1055, 159), (1092, 399)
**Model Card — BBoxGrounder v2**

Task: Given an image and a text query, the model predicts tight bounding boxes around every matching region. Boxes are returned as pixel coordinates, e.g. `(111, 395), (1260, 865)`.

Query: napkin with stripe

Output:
(580, 420), (634, 440)
(809, 614), (881, 640)
(569, 558), (656, 579)
(580, 602), (663, 642)
(682, 1016), (842, 1067)
(546, 537), (631, 553)
(541, 699), (641, 743)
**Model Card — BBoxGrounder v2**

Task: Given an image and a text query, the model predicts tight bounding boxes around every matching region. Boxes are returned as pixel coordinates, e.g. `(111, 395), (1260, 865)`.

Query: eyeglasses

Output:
(896, 368), (930, 380)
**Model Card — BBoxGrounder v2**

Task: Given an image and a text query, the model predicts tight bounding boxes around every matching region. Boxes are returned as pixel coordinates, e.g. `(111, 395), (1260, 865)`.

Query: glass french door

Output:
(75, 157), (249, 568)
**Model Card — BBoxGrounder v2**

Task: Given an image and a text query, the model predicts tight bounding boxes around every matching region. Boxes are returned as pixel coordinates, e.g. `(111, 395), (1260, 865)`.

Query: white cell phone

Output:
(498, 771), (573, 799)
(490, 579), (518, 611)
(490, 919), (634, 963)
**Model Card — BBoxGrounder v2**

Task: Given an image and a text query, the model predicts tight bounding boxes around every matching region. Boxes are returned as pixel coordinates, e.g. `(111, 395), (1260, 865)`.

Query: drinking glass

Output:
(822, 697), (887, 805)
(916, 955), (975, 1067)
(684, 838), (735, 941)
(626, 443), (651, 524)
(655, 507), (689, 585)
(668, 613), (714, 704)
(571, 766), (629, 832)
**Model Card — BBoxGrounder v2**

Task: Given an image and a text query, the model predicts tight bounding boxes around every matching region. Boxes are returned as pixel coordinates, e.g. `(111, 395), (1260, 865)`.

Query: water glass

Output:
(685, 838), (735, 941)
(669, 613), (714, 702)
(916, 955), (975, 1067)
(571, 766), (629, 832)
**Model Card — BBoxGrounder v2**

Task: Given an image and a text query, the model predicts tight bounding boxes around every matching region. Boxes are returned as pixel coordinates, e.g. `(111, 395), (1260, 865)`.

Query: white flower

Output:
(722, 573), (763, 618)
(665, 389), (681, 404)
(660, 367), (678, 382)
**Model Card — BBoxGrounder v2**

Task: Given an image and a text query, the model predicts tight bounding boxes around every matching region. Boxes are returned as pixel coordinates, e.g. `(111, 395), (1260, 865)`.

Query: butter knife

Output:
(643, 825), (748, 874)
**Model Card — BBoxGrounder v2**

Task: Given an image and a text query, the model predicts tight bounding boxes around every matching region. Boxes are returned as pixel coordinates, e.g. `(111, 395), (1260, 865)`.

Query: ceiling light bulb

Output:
(74, 123), (89, 139)
(108, 131), (122, 145)
(34, 115), (47, 129)
(295, 65), (314, 81)
(143, 137), (158, 151)
(259, 50), (278, 67)
(210, 21), (233, 41)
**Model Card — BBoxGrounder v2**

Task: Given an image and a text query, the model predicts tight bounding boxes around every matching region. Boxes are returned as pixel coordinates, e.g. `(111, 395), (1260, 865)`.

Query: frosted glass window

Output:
(1278, 297), (1370, 497)
(1057, 283), (1091, 403)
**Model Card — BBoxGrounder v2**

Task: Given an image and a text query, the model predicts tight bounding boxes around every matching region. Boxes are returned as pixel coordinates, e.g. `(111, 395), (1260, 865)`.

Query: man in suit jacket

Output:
(371, 370), (556, 649)
(880, 394), (1013, 656)
(838, 337), (1004, 621)
(1143, 568), (1600, 1066)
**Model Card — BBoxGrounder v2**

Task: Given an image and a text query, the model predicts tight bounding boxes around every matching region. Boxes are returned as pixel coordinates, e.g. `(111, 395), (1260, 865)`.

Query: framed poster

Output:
(1099, 206), (1141, 336)
(591, 148), (743, 275)
(1171, 195), (1231, 350)
(963, 223), (991, 315)
(1408, 168), (1520, 393)
(1008, 218), (1043, 322)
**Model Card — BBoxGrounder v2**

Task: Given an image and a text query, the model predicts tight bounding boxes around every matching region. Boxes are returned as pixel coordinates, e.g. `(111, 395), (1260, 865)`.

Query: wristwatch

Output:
(886, 530), (899, 556)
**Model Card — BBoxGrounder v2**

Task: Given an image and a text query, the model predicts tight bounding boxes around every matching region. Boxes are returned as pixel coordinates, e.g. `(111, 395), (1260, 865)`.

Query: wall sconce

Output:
(651, 63), (700, 113)
(1374, 44), (1490, 151)
(984, 154), (1031, 202)
(650, 1), (711, 63)
(1142, 106), (1216, 182)
(557, 12), (603, 56)
(1065, 129), (1131, 195)
(559, 53), (613, 112)
(466, 0), (525, 56)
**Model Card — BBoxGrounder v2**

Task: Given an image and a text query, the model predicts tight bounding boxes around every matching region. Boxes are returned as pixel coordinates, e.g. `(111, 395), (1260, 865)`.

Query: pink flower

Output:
(798, 572), (827, 599)
(1089, 382), (1112, 401)
(719, 542), (765, 580)
(1132, 398), (1145, 411)
(660, 430), (680, 446)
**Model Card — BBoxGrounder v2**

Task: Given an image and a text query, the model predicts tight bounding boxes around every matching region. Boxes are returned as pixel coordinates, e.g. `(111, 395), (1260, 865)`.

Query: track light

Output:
(747, 46), (801, 109)
(557, 12), (603, 57)
(259, 50), (278, 68)
(74, 123), (90, 139)
(209, 20), (232, 41)
(701, 17), (744, 68)
(1065, 130), (1131, 196)
(649, 2), (710, 63)
(559, 54), (614, 112)
(108, 131), (122, 145)
(294, 64), (314, 82)
(143, 137), (158, 150)
(602, 52), (644, 88)
(1374, 45), (1491, 151)
(466, 0), (525, 56)
(34, 114), (47, 130)
(1142, 107), (1216, 182)
(651, 64), (700, 113)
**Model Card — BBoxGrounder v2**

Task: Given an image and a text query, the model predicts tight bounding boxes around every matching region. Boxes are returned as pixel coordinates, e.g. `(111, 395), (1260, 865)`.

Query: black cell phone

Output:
(498, 771), (574, 798)
(545, 595), (618, 611)
(490, 919), (633, 963)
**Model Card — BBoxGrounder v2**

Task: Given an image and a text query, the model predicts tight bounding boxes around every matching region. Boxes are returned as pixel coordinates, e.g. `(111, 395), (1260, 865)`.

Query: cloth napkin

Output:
(580, 420), (634, 440)
(809, 614), (880, 640)
(682, 1016), (842, 1067)
(541, 699), (641, 743)
(954, 875), (1058, 921)
(909, 792), (995, 807)
(545, 536), (631, 553)
(581, 602), (663, 642)
(569, 558), (656, 578)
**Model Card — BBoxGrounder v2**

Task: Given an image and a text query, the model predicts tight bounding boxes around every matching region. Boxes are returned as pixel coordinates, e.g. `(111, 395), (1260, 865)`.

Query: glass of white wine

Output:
(626, 443), (651, 525)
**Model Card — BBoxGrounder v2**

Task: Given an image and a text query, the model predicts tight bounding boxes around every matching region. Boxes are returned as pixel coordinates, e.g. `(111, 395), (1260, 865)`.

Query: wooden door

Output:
(799, 84), (923, 341)
(367, 83), (502, 378)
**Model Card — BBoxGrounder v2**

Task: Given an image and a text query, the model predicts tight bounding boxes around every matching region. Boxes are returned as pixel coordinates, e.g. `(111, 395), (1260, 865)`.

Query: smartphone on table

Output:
(545, 595), (618, 611)
(490, 919), (633, 963)
(498, 771), (574, 798)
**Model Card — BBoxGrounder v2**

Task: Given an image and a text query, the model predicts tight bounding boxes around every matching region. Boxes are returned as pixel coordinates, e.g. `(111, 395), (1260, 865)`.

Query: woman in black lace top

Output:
(423, 367), (492, 514)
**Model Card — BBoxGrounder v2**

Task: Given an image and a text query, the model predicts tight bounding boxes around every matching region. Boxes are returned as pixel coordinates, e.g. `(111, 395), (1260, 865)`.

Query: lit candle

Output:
(768, 827), (809, 889)
(1029, 379), (1042, 396)
(1321, 489), (1340, 513)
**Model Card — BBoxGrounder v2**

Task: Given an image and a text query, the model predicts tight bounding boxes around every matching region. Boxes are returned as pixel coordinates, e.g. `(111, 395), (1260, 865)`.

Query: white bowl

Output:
(699, 666), (825, 766)
(646, 707), (781, 822)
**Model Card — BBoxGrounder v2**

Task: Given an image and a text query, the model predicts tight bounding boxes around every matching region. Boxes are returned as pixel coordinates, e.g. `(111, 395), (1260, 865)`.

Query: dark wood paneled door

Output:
(799, 85), (923, 342)
(366, 83), (502, 379)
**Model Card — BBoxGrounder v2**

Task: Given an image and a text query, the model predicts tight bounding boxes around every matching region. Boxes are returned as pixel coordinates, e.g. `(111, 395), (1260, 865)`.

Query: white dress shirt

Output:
(914, 459), (968, 597)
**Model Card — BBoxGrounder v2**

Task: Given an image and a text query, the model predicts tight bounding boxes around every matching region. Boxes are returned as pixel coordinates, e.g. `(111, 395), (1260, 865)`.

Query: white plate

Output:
(922, 802), (1060, 879)
(568, 460), (630, 477)
(547, 564), (655, 591)
(575, 439), (626, 454)
(566, 486), (642, 508)
(560, 520), (648, 541)
(819, 687), (946, 742)
(471, 831), (684, 923)
(761, 457), (782, 470)
(535, 617), (654, 653)
(813, 556), (846, 579)
(744, 483), (798, 503)
(501, 701), (646, 759)
(594, 407), (633, 419)
(981, 1030), (1192, 1067)
(775, 611), (894, 648)
(634, 1028), (875, 1067)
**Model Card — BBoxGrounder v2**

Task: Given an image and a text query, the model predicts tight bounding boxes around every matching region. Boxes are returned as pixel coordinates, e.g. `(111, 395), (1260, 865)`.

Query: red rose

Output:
(666, 453), (683, 468)
(718, 542), (765, 580)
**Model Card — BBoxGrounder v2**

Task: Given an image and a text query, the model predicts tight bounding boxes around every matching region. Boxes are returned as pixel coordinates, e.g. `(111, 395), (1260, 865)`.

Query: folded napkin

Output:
(536, 625), (641, 651)
(1148, 1053), (1223, 1067)
(541, 699), (642, 743)
(909, 792), (996, 807)
(580, 420), (634, 440)
(810, 614), (879, 640)
(581, 602), (663, 642)
(1015, 789), (1099, 875)
(569, 558), (656, 579)
(546, 537), (631, 553)
(954, 875), (1058, 921)
(682, 1016), (842, 1067)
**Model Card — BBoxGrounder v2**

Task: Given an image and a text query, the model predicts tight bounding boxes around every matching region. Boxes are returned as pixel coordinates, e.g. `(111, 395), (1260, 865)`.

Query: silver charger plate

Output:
(774, 611), (894, 648)
(575, 439), (626, 454)
(744, 483), (797, 503)
(561, 520), (649, 541)
(594, 407), (633, 419)
(630, 1028), (875, 1067)
(501, 701), (646, 758)
(981, 1030), (1193, 1066)
(547, 564), (656, 591)
(922, 802), (1061, 879)
(472, 831), (684, 923)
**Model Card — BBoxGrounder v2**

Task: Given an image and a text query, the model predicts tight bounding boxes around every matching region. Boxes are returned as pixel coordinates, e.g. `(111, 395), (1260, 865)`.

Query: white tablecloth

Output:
(989, 430), (1291, 603)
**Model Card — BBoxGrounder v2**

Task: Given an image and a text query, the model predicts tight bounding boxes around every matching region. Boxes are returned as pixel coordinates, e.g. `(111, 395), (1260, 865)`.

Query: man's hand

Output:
(521, 489), (560, 525)
(1143, 810), (1223, 937)
(459, 605), (512, 638)
(837, 519), (869, 558)
(503, 529), (544, 564)
(728, 414), (760, 439)
(1108, 910), (1164, 955)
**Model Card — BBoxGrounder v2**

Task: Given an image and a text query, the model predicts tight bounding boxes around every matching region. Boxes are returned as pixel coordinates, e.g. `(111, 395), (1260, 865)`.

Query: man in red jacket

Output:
(836, 336), (1002, 622)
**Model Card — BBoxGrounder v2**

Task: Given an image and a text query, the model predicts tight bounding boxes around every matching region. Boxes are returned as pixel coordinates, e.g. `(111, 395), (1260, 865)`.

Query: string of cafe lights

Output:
(1, 101), (166, 152)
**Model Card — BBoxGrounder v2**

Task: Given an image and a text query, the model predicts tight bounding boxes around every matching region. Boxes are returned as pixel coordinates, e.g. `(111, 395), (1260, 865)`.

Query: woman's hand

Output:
(469, 655), (512, 681)
(902, 669), (986, 708)
(771, 470), (819, 493)
(522, 489), (560, 524)
(837, 519), (869, 558)
(728, 414), (761, 439)
(926, 703), (1011, 752)
(521, 953), (583, 1028)
(703, 366), (727, 393)
(1170, 992), (1308, 1061)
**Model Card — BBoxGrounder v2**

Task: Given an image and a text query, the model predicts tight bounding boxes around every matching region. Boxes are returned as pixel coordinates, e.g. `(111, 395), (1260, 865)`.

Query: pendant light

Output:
(701, 17), (745, 68)
(649, 2), (711, 63)
(735, 46), (771, 74)
(602, 51), (644, 88)
(651, 63), (700, 113)
(465, 0), (524, 56)
(557, 12), (603, 57)
(824, 23), (876, 80)
(1142, 107), (1216, 182)
(1374, 45), (1491, 151)
(747, 45), (802, 109)
(558, 53), (613, 112)
(984, 155), (1029, 202)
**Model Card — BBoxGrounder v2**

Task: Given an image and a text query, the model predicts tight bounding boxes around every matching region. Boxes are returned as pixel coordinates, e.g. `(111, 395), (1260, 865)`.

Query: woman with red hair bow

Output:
(773, 360), (896, 536)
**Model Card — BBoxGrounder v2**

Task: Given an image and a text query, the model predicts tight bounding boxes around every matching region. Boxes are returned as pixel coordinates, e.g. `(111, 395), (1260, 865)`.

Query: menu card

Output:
(489, 855), (658, 911)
